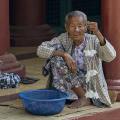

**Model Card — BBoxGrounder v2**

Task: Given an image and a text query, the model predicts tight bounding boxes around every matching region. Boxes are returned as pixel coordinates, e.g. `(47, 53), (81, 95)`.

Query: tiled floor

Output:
(0, 51), (120, 120)
(0, 99), (120, 120)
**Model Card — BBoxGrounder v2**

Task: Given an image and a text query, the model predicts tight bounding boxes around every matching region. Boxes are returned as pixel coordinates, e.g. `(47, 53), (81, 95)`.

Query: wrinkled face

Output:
(65, 16), (87, 43)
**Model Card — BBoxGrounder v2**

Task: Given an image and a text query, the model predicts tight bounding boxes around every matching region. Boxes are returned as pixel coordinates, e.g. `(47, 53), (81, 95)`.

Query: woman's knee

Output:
(51, 56), (66, 67)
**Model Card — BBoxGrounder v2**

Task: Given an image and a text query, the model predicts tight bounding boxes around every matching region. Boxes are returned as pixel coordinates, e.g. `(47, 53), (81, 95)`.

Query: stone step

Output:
(9, 47), (37, 60)
(0, 94), (18, 103)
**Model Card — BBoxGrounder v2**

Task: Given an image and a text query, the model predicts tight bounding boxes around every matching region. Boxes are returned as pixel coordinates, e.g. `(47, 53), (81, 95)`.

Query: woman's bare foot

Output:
(67, 97), (91, 109)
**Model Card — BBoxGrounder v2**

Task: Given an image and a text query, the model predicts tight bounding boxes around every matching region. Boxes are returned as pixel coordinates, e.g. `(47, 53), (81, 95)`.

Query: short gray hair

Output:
(65, 10), (87, 25)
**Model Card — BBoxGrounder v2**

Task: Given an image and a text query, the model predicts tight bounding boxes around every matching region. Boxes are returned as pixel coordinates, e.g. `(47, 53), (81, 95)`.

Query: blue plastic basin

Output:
(19, 89), (68, 115)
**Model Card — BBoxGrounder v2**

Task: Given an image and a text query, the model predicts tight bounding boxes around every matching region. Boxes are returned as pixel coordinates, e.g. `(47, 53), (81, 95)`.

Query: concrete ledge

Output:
(0, 93), (19, 103)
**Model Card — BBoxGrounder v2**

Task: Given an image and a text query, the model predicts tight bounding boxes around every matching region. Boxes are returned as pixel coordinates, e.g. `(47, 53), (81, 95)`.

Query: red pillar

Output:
(14, 0), (45, 25)
(11, 0), (55, 46)
(101, 0), (120, 94)
(0, 0), (10, 55)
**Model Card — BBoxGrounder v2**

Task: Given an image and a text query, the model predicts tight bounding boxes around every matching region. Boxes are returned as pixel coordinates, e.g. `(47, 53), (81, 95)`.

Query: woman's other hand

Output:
(63, 53), (77, 74)
(87, 21), (106, 45)
(87, 21), (99, 34)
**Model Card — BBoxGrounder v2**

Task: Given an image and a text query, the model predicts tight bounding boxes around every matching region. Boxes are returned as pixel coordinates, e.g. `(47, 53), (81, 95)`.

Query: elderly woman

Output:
(37, 11), (116, 108)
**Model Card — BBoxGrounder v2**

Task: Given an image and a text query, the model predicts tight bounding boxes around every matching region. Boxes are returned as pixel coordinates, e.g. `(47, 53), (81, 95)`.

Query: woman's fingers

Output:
(64, 53), (77, 73)
(69, 59), (77, 74)
(87, 21), (98, 33)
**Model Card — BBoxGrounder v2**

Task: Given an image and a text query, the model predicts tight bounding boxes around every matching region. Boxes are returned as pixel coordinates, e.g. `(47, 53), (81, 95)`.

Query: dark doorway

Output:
(46, 0), (101, 33)
(9, 0), (101, 46)
(72, 0), (101, 25)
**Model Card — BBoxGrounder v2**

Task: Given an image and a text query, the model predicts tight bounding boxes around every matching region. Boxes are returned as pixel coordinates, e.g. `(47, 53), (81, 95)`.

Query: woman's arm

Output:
(37, 37), (61, 58)
(87, 21), (116, 62)
(97, 38), (116, 62)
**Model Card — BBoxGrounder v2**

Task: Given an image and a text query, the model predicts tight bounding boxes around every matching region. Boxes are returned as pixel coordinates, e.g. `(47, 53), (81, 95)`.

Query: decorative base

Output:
(107, 79), (120, 101)
(0, 53), (26, 77)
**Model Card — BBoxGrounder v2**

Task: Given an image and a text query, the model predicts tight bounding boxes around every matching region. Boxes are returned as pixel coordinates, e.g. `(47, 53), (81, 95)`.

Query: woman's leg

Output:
(67, 86), (91, 108)
(50, 57), (80, 98)
(50, 56), (91, 108)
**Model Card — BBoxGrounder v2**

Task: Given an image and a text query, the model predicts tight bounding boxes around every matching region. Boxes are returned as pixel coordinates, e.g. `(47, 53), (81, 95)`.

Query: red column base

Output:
(107, 79), (120, 101)
(0, 53), (26, 78)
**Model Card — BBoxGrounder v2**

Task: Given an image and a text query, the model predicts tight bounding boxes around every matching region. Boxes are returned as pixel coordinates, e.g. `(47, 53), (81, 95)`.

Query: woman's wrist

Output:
(63, 52), (68, 59)
(52, 50), (66, 58)
(95, 30), (106, 46)
(99, 37), (106, 46)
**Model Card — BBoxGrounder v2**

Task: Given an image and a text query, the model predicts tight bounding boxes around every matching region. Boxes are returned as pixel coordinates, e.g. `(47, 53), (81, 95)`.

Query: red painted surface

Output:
(101, 0), (120, 94)
(11, 0), (47, 46)
(14, 0), (45, 25)
(0, 0), (10, 55)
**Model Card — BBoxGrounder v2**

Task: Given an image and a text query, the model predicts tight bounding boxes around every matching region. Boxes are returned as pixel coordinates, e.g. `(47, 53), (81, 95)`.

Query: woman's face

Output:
(66, 16), (86, 44)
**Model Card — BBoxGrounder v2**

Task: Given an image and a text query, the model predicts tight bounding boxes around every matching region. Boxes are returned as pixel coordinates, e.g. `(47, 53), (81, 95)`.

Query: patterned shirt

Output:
(72, 38), (87, 73)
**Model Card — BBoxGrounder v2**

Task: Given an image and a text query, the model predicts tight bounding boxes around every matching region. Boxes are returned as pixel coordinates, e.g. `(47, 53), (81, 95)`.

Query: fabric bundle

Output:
(0, 72), (21, 89)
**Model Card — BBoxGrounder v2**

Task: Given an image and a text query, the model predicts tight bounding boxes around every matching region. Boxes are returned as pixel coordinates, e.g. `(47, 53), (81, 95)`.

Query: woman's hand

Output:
(87, 21), (106, 45)
(87, 21), (99, 34)
(63, 53), (77, 74)
(52, 50), (77, 73)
